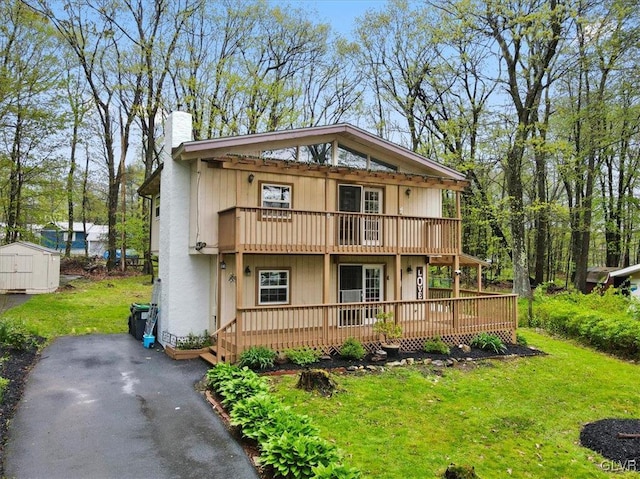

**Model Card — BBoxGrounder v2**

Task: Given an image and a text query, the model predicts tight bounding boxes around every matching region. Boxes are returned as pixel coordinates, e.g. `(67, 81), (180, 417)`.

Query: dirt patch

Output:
(581, 419), (640, 471)
(0, 343), (40, 477)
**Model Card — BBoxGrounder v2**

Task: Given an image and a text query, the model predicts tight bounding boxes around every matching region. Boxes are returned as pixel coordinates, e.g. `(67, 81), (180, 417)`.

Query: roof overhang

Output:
(609, 264), (640, 277)
(173, 123), (466, 182)
(138, 164), (163, 197)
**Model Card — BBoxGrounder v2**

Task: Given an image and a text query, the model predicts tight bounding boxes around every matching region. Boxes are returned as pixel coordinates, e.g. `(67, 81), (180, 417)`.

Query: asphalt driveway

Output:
(4, 334), (259, 479)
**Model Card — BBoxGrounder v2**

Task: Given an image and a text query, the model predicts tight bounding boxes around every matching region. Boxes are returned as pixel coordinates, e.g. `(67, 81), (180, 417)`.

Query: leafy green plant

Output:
(373, 310), (402, 345)
(0, 320), (37, 351)
(260, 432), (340, 479)
(175, 330), (211, 350)
(423, 336), (450, 355)
(206, 363), (269, 409)
(312, 462), (362, 479)
(516, 333), (528, 346)
(238, 346), (277, 370)
(340, 338), (366, 360)
(470, 333), (507, 354)
(0, 377), (9, 404)
(285, 347), (321, 366)
(231, 393), (318, 443)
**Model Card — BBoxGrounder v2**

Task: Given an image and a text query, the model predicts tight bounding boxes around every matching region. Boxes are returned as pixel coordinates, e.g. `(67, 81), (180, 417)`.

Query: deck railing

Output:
(214, 294), (517, 362)
(218, 207), (460, 255)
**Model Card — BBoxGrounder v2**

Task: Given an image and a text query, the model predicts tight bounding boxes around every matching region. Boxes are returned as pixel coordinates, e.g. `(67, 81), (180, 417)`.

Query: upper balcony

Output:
(218, 207), (460, 255)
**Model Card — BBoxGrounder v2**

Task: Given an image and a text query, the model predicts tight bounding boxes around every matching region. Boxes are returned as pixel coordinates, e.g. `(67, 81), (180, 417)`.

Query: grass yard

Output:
(0, 276), (153, 338)
(271, 329), (640, 479)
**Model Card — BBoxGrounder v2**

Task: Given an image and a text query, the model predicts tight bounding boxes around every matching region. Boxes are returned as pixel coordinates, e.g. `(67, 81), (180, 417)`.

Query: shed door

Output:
(0, 254), (33, 290)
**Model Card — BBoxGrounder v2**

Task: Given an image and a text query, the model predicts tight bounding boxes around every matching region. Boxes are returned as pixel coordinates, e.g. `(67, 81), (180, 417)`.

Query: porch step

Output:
(199, 352), (218, 366)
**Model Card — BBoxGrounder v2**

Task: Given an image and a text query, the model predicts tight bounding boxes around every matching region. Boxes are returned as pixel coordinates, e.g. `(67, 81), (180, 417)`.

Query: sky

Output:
(269, 0), (387, 36)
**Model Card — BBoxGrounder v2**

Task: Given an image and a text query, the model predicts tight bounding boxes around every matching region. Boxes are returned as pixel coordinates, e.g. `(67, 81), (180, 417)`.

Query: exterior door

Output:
(338, 185), (382, 246)
(338, 264), (384, 326)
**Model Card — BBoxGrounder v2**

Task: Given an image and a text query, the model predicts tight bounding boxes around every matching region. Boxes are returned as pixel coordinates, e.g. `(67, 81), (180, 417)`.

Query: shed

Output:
(0, 242), (60, 294)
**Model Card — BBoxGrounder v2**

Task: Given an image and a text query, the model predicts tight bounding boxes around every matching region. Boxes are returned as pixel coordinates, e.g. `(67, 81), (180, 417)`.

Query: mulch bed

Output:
(258, 342), (544, 374)
(0, 343), (41, 478)
(581, 419), (640, 471)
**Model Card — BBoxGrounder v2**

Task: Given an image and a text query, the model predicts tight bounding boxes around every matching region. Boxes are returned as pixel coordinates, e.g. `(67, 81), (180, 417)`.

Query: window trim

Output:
(154, 195), (160, 219)
(256, 268), (291, 306)
(259, 181), (293, 221)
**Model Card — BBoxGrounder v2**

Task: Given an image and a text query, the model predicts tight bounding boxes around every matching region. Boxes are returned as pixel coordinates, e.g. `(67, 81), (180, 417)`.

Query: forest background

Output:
(1, 0), (639, 297)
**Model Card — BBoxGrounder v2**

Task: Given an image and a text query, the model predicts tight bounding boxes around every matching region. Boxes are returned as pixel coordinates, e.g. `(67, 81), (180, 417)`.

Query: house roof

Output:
(609, 264), (640, 278)
(174, 123), (466, 181)
(0, 241), (60, 255)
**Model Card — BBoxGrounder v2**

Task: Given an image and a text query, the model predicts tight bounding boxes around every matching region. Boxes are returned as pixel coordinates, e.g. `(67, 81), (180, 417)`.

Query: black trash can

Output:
(128, 303), (151, 340)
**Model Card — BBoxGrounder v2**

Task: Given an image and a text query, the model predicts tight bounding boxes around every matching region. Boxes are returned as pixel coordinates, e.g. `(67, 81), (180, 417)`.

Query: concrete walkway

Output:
(4, 335), (259, 479)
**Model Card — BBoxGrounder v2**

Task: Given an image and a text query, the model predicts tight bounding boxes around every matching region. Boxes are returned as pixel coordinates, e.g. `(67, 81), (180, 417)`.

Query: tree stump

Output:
(444, 464), (478, 479)
(296, 369), (338, 397)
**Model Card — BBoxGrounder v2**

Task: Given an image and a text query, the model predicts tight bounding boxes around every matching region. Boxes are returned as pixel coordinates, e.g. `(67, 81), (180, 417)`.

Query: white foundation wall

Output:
(158, 112), (211, 342)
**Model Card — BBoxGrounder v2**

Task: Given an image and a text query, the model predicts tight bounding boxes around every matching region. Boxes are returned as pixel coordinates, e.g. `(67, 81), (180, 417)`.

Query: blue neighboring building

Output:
(40, 222), (108, 256)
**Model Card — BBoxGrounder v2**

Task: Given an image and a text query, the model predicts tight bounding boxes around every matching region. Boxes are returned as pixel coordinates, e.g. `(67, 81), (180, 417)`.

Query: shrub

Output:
(260, 432), (340, 479)
(340, 338), (366, 360)
(423, 336), (450, 355)
(0, 320), (36, 351)
(175, 330), (211, 350)
(238, 346), (277, 370)
(312, 462), (362, 479)
(285, 347), (322, 366)
(470, 333), (507, 355)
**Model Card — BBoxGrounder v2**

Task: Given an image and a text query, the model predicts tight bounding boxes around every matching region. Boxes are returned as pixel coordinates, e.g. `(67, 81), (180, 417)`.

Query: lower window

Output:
(258, 269), (290, 305)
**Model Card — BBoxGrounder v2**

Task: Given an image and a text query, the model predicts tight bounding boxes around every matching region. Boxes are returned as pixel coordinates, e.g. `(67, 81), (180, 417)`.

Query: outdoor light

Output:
(244, 266), (251, 276)
(454, 269), (462, 276)
(195, 241), (206, 251)
(407, 266), (413, 274)
(220, 260), (226, 270)
(405, 188), (411, 196)
(248, 173), (255, 183)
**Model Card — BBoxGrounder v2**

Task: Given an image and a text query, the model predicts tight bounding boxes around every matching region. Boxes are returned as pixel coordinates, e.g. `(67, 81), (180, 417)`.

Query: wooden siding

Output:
(214, 294), (517, 362)
(218, 207), (459, 255)
(192, 165), (450, 254)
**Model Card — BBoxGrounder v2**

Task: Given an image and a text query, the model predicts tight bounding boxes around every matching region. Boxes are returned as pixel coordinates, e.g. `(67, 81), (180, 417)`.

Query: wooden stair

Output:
(199, 350), (218, 366)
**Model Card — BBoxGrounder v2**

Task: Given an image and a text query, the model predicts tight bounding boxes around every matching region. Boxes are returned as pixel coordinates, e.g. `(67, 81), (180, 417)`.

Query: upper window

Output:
(154, 195), (160, 218)
(258, 269), (290, 305)
(261, 183), (292, 219)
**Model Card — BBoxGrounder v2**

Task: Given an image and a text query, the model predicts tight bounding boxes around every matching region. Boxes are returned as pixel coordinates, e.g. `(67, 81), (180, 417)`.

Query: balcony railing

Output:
(218, 207), (460, 255)
(214, 294), (517, 362)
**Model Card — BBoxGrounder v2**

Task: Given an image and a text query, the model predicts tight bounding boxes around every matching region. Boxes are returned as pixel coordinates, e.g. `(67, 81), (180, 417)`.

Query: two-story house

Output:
(139, 112), (517, 362)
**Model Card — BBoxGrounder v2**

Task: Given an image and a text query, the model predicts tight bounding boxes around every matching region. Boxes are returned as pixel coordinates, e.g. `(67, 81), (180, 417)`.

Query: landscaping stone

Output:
(432, 360), (446, 367)
(458, 344), (472, 353)
(370, 350), (387, 362)
(320, 355), (332, 361)
(347, 365), (358, 372)
(387, 361), (403, 367)
(406, 358), (415, 365)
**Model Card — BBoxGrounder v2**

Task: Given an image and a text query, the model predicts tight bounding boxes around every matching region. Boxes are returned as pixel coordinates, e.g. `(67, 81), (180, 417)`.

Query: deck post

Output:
(323, 253), (330, 343)
(235, 252), (244, 357)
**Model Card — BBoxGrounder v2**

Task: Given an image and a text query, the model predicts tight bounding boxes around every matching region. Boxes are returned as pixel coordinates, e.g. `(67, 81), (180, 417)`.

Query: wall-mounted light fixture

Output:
(406, 265), (413, 274)
(248, 173), (255, 184)
(244, 266), (251, 276)
(195, 241), (207, 251)
(220, 260), (227, 270)
(405, 188), (411, 197)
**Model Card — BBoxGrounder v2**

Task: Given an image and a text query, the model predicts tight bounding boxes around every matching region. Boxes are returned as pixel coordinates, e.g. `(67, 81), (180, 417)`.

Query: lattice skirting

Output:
(324, 329), (515, 356)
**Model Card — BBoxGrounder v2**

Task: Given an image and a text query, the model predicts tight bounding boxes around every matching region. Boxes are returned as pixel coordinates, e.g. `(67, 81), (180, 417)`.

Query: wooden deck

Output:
(212, 293), (517, 362)
(218, 207), (460, 255)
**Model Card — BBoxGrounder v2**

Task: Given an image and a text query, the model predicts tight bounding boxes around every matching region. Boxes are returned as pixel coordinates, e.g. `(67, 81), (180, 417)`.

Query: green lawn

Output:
(0, 276), (153, 338)
(271, 330), (639, 479)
